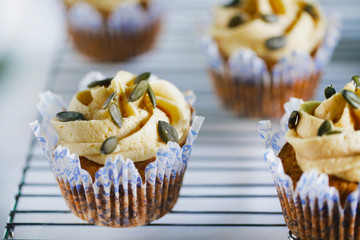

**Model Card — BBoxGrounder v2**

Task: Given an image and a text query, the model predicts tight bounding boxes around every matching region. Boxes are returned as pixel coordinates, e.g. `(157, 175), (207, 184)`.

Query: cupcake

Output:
(31, 70), (204, 227)
(63, 0), (165, 61)
(203, 0), (341, 117)
(258, 76), (360, 239)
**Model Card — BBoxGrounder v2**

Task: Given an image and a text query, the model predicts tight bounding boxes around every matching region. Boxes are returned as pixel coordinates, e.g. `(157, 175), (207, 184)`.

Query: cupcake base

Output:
(57, 168), (184, 227)
(67, 19), (162, 62)
(277, 143), (360, 239)
(209, 70), (321, 118)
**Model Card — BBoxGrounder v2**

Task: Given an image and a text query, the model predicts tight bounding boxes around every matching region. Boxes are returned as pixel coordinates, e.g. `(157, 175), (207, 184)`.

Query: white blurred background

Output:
(0, 0), (64, 230)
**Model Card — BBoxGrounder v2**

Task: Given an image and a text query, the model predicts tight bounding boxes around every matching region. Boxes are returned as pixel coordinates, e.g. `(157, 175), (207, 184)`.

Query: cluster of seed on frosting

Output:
(288, 75), (360, 136)
(223, 0), (319, 51)
(55, 72), (179, 155)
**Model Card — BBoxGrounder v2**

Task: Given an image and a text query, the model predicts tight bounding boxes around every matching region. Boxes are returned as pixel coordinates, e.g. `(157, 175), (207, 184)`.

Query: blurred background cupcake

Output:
(203, 0), (341, 118)
(63, 0), (166, 61)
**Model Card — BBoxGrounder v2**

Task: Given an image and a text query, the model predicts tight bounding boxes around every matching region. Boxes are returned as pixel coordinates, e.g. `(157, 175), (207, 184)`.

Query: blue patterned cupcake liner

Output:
(258, 98), (360, 239)
(202, 13), (342, 117)
(30, 72), (204, 227)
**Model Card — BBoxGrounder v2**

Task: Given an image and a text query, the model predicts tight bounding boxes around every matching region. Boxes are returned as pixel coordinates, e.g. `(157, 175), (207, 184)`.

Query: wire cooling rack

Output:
(3, 0), (360, 239)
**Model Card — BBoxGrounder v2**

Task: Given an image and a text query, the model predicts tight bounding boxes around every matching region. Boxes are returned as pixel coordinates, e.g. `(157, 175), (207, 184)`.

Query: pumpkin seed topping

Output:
(100, 136), (118, 155)
(56, 111), (85, 122)
(300, 101), (321, 114)
(288, 111), (300, 129)
(317, 120), (333, 136)
(87, 78), (113, 88)
(265, 36), (286, 51)
(304, 4), (318, 19)
(128, 80), (148, 102)
(224, 0), (242, 8)
(147, 83), (157, 108)
(228, 14), (246, 28)
(324, 85), (336, 99)
(102, 91), (116, 110)
(108, 103), (122, 128)
(351, 75), (360, 88)
(342, 90), (360, 109)
(134, 72), (151, 84)
(158, 121), (179, 143)
(261, 14), (278, 23)
(325, 130), (342, 135)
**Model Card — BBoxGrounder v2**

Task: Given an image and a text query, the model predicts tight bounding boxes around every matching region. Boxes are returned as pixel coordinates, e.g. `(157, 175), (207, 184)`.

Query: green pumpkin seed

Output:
(324, 85), (336, 99)
(288, 111), (300, 129)
(325, 130), (342, 135)
(228, 14), (246, 28)
(158, 121), (179, 143)
(265, 36), (287, 50)
(134, 72), (151, 84)
(300, 101), (321, 114)
(102, 91), (116, 110)
(147, 83), (157, 108)
(100, 136), (118, 155)
(87, 78), (113, 88)
(261, 14), (278, 23)
(351, 75), (360, 88)
(108, 103), (122, 128)
(128, 80), (148, 102)
(317, 120), (333, 136)
(342, 90), (360, 109)
(224, 0), (242, 7)
(304, 4), (318, 19)
(56, 111), (85, 122)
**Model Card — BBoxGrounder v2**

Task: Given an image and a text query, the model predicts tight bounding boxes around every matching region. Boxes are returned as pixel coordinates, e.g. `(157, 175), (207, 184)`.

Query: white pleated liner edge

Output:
(258, 97), (360, 218)
(30, 74), (204, 198)
(67, 0), (167, 32)
(202, 13), (342, 85)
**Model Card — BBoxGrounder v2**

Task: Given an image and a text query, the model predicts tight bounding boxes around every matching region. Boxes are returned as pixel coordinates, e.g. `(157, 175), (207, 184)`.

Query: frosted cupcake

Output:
(63, 0), (165, 61)
(31, 70), (204, 227)
(203, 0), (341, 117)
(259, 76), (360, 239)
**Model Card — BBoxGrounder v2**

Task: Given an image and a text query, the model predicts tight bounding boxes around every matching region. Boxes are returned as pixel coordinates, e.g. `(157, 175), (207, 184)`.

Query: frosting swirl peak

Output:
(210, 0), (327, 63)
(51, 71), (191, 165)
(286, 82), (360, 182)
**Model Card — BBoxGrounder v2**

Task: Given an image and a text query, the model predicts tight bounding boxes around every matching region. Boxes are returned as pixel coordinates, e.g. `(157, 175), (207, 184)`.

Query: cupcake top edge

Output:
(51, 70), (191, 165)
(285, 76), (360, 182)
(63, 0), (152, 15)
(209, 0), (327, 64)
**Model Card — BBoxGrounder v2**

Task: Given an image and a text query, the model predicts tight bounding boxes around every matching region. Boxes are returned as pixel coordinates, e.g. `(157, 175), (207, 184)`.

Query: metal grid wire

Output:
(3, 0), (360, 239)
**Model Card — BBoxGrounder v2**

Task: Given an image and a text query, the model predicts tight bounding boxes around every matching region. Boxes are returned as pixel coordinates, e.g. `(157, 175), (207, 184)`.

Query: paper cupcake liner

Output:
(67, 19), (162, 61)
(202, 14), (341, 118)
(208, 69), (320, 118)
(64, 0), (166, 61)
(258, 98), (360, 239)
(30, 73), (204, 227)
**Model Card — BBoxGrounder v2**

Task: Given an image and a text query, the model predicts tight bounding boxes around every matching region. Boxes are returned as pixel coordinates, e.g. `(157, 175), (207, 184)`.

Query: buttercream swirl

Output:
(51, 71), (191, 165)
(210, 0), (327, 63)
(286, 82), (360, 182)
